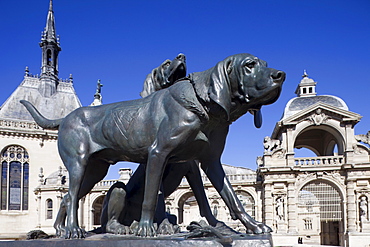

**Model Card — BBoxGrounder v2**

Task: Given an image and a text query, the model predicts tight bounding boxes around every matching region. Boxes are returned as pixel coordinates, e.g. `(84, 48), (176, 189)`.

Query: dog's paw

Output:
(246, 221), (272, 234)
(64, 225), (86, 239)
(106, 219), (129, 235)
(258, 222), (272, 233)
(135, 220), (157, 237)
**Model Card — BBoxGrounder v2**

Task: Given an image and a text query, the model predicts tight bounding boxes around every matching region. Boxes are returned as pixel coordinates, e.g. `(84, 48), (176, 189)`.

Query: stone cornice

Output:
(0, 118), (58, 140)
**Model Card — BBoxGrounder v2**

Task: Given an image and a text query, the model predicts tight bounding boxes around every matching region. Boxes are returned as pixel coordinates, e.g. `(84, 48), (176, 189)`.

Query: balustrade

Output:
(294, 156), (343, 166)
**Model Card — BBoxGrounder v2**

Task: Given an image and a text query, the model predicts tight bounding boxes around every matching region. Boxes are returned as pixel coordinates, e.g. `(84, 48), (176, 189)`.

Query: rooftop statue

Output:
(21, 53), (285, 239)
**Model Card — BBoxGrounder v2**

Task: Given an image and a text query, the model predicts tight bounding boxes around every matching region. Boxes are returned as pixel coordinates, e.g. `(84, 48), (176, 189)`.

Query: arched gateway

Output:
(259, 72), (369, 246)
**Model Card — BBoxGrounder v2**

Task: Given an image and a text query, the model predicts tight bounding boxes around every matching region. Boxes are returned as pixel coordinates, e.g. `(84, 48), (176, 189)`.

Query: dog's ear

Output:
(208, 56), (234, 121)
(140, 73), (155, 98)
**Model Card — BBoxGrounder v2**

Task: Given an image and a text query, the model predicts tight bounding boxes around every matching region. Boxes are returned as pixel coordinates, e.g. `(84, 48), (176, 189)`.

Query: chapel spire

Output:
(39, 0), (61, 97)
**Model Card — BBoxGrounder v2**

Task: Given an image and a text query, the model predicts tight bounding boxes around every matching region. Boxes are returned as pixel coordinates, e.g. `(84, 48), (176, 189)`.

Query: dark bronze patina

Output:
(21, 53), (285, 239)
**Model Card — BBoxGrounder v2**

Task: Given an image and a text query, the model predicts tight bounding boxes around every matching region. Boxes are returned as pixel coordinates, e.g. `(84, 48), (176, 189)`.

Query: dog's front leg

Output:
(136, 108), (202, 237)
(200, 127), (271, 234)
(202, 159), (271, 234)
(136, 139), (168, 237)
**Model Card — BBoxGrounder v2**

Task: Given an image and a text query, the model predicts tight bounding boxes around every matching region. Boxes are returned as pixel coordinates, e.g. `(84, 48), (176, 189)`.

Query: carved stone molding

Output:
(306, 109), (330, 125)
(296, 171), (345, 188)
(263, 136), (281, 154)
(353, 143), (370, 155)
(272, 148), (286, 159)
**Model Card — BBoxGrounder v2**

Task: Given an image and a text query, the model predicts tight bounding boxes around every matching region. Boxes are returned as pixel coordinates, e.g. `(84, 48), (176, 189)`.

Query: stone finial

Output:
(39, 167), (44, 185)
(25, 66), (29, 76)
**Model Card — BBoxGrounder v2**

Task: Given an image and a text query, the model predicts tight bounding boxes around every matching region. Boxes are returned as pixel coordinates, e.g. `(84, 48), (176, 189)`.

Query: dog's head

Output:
(208, 53), (285, 127)
(140, 53), (187, 97)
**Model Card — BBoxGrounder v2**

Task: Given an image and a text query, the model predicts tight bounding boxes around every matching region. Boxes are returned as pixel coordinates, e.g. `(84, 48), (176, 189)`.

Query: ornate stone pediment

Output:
(279, 102), (362, 126)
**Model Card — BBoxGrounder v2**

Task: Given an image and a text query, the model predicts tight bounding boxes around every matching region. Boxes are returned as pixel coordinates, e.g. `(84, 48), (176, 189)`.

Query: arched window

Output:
(236, 191), (255, 218)
(178, 192), (195, 225)
(92, 196), (105, 226)
(0, 145), (29, 211)
(46, 199), (53, 219)
(47, 49), (52, 66)
(298, 180), (343, 245)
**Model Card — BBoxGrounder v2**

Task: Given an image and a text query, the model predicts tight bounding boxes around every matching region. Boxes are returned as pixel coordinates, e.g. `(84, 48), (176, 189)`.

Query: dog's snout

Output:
(271, 70), (285, 83)
(177, 53), (186, 61)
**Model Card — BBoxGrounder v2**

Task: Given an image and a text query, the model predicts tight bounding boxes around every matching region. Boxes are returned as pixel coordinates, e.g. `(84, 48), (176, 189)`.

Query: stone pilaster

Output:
(347, 180), (356, 232)
(287, 182), (298, 233)
(264, 182), (274, 228)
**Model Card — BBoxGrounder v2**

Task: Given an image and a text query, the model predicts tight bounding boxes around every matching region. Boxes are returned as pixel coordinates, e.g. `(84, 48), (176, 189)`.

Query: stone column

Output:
(286, 127), (295, 167)
(287, 182), (298, 233)
(36, 193), (42, 228)
(347, 180), (356, 232)
(79, 197), (85, 229)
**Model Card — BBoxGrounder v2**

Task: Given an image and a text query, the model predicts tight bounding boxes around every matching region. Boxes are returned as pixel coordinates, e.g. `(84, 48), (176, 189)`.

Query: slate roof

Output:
(0, 76), (81, 121)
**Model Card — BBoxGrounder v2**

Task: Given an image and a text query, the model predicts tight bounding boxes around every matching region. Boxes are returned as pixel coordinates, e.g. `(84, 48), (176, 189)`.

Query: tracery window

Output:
(0, 145), (29, 211)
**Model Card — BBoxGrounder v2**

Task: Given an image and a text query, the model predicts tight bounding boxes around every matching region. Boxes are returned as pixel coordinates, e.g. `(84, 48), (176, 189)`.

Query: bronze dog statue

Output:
(21, 53), (285, 238)
(101, 54), (222, 235)
(140, 54), (186, 97)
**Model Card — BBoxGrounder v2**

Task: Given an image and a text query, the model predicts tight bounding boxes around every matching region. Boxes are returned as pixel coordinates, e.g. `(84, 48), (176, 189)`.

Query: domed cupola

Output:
(282, 71), (348, 119)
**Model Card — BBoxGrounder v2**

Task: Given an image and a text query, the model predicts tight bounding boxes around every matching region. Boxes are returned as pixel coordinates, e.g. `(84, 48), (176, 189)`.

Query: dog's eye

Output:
(245, 61), (256, 69)
(163, 62), (170, 68)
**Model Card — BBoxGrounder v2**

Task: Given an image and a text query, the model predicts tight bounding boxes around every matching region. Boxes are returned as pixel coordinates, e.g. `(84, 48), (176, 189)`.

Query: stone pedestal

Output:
(0, 233), (273, 247)
(361, 220), (370, 233)
(276, 221), (287, 233)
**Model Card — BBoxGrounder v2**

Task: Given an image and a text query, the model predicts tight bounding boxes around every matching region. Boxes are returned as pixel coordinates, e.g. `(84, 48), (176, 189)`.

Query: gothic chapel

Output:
(0, 0), (81, 238)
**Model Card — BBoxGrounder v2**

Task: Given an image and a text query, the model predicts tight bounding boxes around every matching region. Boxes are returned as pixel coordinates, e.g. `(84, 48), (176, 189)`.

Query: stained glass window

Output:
(0, 146), (29, 211)
(1, 161), (7, 210)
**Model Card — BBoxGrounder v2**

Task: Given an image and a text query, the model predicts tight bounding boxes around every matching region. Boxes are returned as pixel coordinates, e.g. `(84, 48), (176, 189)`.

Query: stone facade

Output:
(258, 74), (370, 246)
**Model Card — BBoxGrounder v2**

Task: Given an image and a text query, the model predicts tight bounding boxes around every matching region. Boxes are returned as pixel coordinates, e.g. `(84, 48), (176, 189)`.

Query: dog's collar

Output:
(187, 74), (207, 107)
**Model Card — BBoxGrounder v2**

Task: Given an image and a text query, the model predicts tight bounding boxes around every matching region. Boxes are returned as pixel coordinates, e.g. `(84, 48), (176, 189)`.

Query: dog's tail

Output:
(20, 100), (62, 130)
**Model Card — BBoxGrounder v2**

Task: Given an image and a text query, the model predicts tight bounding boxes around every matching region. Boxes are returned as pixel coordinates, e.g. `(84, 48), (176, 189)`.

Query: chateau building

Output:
(1, 2), (369, 247)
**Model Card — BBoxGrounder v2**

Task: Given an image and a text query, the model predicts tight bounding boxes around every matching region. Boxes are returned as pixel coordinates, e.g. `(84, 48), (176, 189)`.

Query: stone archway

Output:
(294, 125), (344, 156)
(92, 195), (105, 226)
(235, 190), (255, 218)
(298, 180), (344, 246)
(177, 192), (196, 226)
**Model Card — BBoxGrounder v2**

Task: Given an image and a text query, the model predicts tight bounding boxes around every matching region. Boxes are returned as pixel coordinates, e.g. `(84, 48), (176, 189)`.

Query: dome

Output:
(282, 72), (348, 119)
(221, 164), (256, 175)
(283, 95), (348, 119)
(42, 167), (69, 186)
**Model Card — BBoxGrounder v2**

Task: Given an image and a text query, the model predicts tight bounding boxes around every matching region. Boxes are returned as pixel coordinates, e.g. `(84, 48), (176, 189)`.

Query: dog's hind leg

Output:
(54, 195), (68, 237)
(185, 161), (218, 226)
(64, 158), (110, 239)
(63, 158), (88, 239)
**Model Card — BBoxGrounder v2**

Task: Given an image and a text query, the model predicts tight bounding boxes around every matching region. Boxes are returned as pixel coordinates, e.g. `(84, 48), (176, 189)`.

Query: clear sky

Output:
(0, 0), (369, 180)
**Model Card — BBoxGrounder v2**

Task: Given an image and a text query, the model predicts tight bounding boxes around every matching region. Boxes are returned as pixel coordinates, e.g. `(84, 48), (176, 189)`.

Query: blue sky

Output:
(1, 1), (369, 180)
